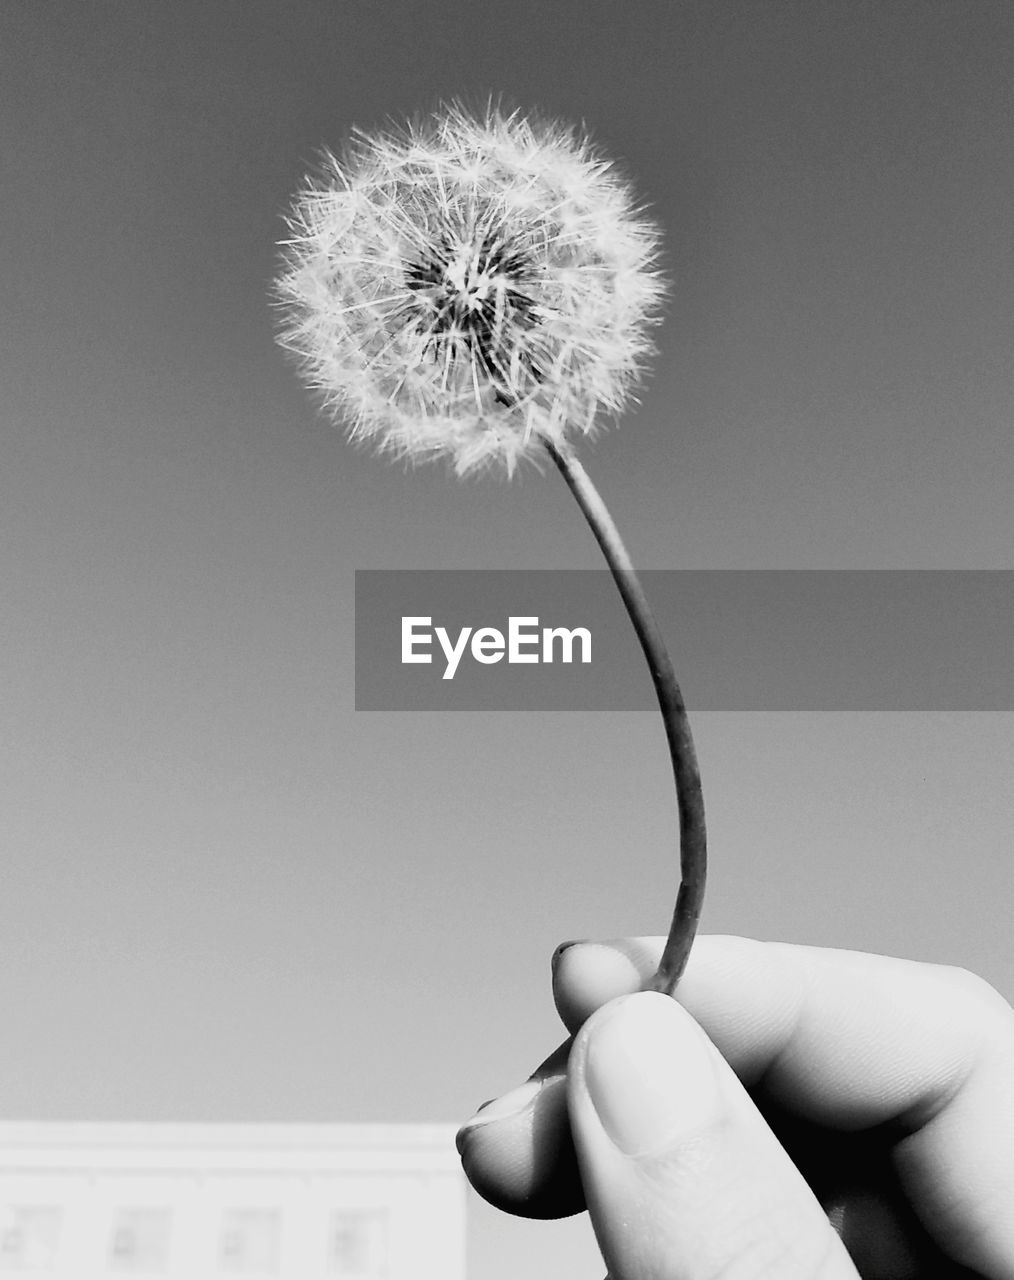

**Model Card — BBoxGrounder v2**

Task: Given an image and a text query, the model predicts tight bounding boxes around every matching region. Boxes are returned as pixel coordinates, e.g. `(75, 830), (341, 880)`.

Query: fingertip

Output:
(456, 1073), (586, 1220)
(569, 991), (724, 1157)
(567, 991), (858, 1280)
(552, 938), (662, 1033)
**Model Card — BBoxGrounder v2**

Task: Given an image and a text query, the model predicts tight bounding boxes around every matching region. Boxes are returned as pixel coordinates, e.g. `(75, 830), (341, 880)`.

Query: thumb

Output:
(567, 992), (859, 1280)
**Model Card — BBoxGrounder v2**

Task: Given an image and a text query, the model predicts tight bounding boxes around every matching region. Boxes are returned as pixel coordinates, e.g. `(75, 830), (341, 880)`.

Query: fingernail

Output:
(455, 1079), (542, 1153)
(551, 939), (587, 974)
(583, 993), (724, 1157)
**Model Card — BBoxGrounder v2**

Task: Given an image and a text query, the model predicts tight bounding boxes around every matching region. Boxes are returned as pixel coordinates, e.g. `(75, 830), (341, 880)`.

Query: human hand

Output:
(456, 936), (1014, 1278)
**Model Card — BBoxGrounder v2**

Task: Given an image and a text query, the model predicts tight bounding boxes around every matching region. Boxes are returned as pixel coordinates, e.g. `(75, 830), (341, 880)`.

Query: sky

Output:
(3, 2), (1014, 1276)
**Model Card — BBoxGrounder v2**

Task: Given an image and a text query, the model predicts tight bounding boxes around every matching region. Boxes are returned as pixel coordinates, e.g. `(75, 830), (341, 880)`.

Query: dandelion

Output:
(275, 102), (705, 994)
(275, 101), (665, 476)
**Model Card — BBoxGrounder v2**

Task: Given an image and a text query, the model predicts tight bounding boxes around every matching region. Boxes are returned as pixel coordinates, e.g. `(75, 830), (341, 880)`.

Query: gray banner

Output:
(354, 570), (1014, 711)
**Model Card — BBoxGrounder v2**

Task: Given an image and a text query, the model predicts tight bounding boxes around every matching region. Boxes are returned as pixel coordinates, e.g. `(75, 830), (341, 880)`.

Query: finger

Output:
(570, 992), (859, 1280)
(456, 1057), (950, 1258)
(456, 1038), (585, 1219)
(462, 938), (885, 1222)
(551, 937), (656, 1034)
(454, 936), (654, 1220)
(557, 935), (1014, 1275)
(456, 1052), (984, 1270)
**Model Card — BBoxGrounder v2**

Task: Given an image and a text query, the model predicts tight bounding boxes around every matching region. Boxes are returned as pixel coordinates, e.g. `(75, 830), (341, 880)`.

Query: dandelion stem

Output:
(545, 437), (706, 995)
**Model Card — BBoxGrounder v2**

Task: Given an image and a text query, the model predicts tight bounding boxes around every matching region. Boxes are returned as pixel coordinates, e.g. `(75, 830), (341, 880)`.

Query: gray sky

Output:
(4, 3), (1014, 1276)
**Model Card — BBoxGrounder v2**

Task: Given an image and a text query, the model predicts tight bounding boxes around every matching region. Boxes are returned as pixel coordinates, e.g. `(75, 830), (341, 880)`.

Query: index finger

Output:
(554, 935), (1014, 1275)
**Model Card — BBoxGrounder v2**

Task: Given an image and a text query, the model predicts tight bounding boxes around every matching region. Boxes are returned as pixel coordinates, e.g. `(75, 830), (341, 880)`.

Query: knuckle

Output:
(929, 964), (1014, 1068)
(936, 964), (1013, 1024)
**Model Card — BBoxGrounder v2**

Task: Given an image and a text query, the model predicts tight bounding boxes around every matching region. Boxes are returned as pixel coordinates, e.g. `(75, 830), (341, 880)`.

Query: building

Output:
(0, 1122), (465, 1279)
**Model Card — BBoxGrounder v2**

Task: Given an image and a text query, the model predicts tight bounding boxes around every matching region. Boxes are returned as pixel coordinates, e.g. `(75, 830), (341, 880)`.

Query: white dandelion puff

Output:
(274, 101), (666, 476)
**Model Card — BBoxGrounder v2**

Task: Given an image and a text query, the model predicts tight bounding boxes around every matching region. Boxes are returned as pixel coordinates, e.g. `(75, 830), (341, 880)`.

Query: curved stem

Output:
(546, 438), (706, 995)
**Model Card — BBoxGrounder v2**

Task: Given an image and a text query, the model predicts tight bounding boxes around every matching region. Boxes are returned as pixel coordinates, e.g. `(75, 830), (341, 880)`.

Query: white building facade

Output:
(0, 1123), (465, 1280)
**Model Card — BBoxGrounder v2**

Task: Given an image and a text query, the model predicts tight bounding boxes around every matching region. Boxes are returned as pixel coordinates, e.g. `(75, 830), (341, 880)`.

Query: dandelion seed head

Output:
(274, 102), (666, 476)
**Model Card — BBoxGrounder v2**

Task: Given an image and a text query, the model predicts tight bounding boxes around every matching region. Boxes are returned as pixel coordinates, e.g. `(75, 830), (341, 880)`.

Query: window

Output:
(218, 1210), (280, 1275)
(108, 1208), (171, 1273)
(0, 1207), (61, 1272)
(328, 1210), (388, 1277)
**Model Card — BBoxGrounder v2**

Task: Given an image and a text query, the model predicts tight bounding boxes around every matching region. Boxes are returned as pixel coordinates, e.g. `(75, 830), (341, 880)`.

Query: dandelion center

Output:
(403, 224), (539, 402)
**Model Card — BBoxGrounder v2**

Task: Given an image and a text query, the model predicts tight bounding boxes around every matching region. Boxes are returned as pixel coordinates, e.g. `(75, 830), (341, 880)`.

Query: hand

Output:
(456, 936), (1014, 1279)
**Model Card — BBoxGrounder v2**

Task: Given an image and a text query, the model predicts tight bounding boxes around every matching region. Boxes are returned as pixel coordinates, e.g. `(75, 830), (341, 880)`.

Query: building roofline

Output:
(0, 1121), (462, 1169)
(0, 1122), (457, 1144)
